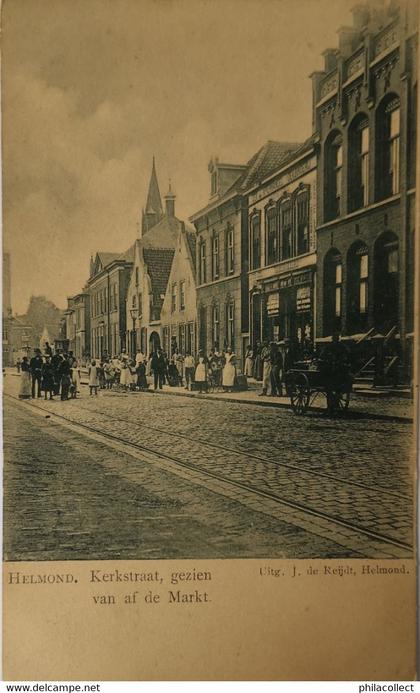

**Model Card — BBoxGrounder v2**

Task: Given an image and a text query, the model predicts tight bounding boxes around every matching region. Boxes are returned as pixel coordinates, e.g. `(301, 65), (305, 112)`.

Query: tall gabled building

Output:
(126, 161), (193, 356)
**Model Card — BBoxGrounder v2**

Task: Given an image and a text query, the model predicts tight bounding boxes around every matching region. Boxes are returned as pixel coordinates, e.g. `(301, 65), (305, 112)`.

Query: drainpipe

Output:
(107, 269), (111, 356)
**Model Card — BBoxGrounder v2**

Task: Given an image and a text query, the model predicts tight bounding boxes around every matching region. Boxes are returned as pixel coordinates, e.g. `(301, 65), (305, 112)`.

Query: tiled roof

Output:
(143, 247), (175, 311)
(117, 243), (136, 263)
(98, 252), (120, 265)
(140, 214), (180, 249)
(190, 140), (302, 220)
(248, 134), (318, 189)
(238, 140), (302, 191)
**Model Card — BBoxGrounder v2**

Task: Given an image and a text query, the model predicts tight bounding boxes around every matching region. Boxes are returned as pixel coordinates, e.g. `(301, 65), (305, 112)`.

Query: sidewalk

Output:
(76, 368), (412, 412)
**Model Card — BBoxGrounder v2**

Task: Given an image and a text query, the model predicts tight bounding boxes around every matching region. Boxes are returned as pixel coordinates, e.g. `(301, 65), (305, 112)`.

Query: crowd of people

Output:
(16, 335), (346, 401)
(18, 342), (81, 401)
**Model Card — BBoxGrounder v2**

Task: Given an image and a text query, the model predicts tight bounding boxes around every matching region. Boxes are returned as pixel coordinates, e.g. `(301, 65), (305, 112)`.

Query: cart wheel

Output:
(290, 373), (310, 415)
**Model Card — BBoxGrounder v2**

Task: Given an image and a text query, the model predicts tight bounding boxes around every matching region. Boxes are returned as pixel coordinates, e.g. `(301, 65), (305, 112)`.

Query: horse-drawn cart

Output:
(286, 358), (353, 415)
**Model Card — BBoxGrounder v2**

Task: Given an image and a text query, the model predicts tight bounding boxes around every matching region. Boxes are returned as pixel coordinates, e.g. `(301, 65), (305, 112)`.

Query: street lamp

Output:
(130, 307), (139, 357)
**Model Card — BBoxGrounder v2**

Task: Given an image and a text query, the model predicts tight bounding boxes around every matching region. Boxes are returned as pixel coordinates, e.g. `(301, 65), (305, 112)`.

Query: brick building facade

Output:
(87, 249), (134, 359)
(246, 138), (317, 352)
(190, 142), (300, 367)
(311, 0), (417, 378)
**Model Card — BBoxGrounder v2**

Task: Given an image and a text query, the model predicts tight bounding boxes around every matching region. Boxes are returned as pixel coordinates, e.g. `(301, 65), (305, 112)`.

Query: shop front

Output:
(251, 268), (314, 350)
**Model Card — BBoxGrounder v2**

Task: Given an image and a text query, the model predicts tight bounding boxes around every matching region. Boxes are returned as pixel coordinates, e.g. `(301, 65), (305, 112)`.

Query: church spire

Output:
(142, 156), (164, 235)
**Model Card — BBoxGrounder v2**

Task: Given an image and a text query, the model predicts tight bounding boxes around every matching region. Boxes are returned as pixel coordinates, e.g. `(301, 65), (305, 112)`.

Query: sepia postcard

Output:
(2, 0), (419, 681)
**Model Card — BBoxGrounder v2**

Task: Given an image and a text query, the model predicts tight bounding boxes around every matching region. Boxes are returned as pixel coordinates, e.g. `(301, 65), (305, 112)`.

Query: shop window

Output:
(348, 115), (369, 211)
(266, 206), (278, 265)
(324, 131), (343, 221)
(250, 214), (261, 270)
(296, 189), (309, 255)
(323, 248), (342, 335)
(280, 198), (292, 260)
(347, 242), (369, 333)
(376, 95), (400, 201)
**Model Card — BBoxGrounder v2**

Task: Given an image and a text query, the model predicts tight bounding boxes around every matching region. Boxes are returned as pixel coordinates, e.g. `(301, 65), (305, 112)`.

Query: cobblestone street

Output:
(3, 371), (415, 560)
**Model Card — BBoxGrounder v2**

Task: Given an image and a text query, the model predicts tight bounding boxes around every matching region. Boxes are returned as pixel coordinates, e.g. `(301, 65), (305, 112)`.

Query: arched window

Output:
(374, 231), (399, 332)
(347, 242), (369, 333)
(279, 197), (292, 260)
(295, 187), (310, 255)
(324, 131), (343, 221)
(250, 214), (261, 270)
(376, 95), (400, 201)
(323, 248), (342, 335)
(265, 205), (278, 265)
(348, 115), (369, 211)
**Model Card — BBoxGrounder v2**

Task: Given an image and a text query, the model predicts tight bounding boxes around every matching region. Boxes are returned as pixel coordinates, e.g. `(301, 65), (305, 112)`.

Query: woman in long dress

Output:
(244, 345), (254, 377)
(194, 351), (208, 393)
(19, 357), (32, 399)
(222, 348), (236, 392)
(119, 357), (130, 390)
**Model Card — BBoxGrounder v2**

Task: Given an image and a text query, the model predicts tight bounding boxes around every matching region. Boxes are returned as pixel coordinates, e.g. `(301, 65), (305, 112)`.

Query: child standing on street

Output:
(88, 360), (99, 396)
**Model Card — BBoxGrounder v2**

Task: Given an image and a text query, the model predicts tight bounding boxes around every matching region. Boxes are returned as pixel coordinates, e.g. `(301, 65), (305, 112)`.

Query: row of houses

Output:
(64, 0), (418, 383)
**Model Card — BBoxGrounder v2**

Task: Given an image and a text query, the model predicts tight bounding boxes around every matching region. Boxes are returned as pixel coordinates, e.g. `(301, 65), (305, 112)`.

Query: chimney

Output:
(165, 181), (176, 218)
(351, 3), (371, 30)
(337, 26), (361, 57)
(322, 49), (339, 73)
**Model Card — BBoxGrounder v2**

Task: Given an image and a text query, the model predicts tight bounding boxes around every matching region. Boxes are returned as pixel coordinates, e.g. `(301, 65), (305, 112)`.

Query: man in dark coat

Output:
(29, 349), (43, 398)
(150, 349), (166, 390)
(58, 355), (72, 400)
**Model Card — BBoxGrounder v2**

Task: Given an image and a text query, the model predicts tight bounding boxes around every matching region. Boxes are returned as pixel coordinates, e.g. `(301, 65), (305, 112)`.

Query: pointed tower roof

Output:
(145, 156), (163, 217)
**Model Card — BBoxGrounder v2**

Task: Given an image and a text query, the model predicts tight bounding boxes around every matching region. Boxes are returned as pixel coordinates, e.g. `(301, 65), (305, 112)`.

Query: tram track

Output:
(61, 398), (412, 502)
(6, 392), (413, 554)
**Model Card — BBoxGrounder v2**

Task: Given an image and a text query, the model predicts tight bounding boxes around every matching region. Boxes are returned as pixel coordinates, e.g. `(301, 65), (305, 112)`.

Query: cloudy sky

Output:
(3, 0), (354, 314)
